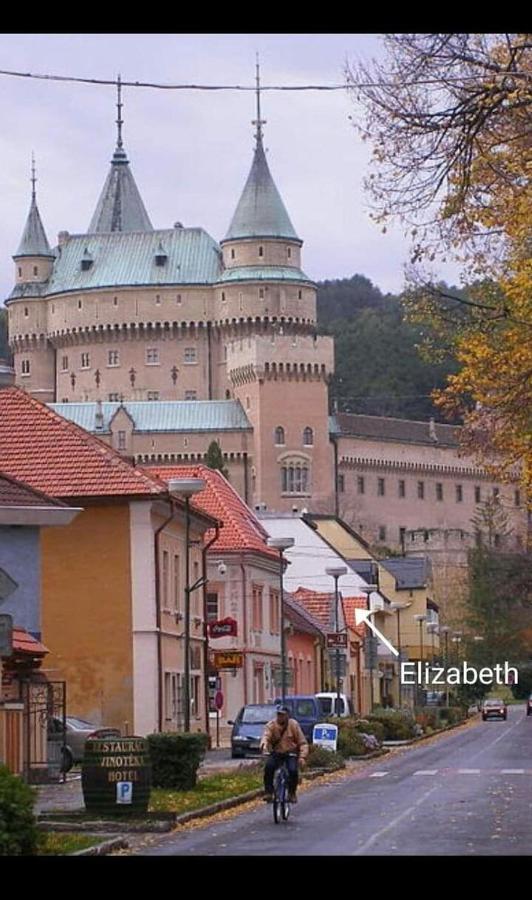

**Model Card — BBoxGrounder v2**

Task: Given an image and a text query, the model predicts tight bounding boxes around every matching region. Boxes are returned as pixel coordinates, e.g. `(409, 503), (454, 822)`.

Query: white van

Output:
(315, 692), (353, 718)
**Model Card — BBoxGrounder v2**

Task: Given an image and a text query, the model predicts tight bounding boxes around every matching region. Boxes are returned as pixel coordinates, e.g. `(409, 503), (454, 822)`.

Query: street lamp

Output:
(389, 601), (412, 707)
(267, 537), (295, 704)
(413, 614), (427, 704)
(439, 625), (450, 706)
(358, 583), (379, 712)
(169, 478), (206, 732)
(325, 566), (348, 717)
(426, 623), (439, 662)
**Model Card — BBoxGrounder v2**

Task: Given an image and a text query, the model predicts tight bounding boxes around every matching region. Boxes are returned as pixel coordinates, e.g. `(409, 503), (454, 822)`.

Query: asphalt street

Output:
(139, 704), (532, 856)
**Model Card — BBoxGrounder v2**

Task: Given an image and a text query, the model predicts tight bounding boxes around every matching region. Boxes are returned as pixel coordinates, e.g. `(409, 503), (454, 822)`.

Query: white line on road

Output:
(458, 769), (481, 774)
(413, 770), (438, 776)
(369, 772), (388, 778)
(500, 769), (525, 774)
(351, 782), (440, 855)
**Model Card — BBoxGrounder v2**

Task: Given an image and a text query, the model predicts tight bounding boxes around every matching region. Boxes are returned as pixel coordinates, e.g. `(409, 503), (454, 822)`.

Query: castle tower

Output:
(8, 156), (55, 402)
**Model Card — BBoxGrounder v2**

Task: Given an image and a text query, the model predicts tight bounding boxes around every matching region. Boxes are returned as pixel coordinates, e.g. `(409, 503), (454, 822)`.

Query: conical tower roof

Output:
(224, 139), (299, 242)
(88, 76), (153, 234)
(14, 167), (53, 258)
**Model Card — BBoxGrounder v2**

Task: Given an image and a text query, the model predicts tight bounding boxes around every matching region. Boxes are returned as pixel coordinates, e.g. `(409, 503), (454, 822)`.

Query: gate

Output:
(20, 679), (66, 783)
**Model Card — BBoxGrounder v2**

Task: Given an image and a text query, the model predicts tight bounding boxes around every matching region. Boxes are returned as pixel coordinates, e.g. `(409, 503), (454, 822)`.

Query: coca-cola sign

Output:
(209, 617), (238, 638)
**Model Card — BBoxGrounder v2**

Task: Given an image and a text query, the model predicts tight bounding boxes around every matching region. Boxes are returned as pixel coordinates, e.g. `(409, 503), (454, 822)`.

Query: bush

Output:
(0, 765), (38, 856)
(147, 732), (208, 790)
(367, 710), (417, 741)
(325, 717), (382, 757)
(353, 718), (386, 743)
(306, 746), (345, 770)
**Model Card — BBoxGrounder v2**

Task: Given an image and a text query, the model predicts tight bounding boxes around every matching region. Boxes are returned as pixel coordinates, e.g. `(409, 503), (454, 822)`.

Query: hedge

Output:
(147, 732), (208, 790)
(0, 765), (38, 856)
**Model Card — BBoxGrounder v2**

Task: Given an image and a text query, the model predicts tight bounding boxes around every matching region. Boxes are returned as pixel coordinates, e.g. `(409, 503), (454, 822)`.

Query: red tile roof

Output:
(0, 388), (166, 499)
(285, 595), (327, 637)
(144, 464), (279, 559)
(12, 627), (49, 656)
(0, 470), (68, 508)
(291, 587), (367, 638)
(342, 596), (369, 639)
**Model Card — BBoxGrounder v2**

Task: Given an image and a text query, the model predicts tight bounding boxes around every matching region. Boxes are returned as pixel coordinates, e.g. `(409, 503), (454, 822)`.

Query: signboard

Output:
(215, 690), (224, 710)
(327, 632), (347, 649)
(0, 614), (13, 657)
(272, 668), (294, 687)
(213, 651), (244, 669)
(116, 782), (133, 805)
(328, 651), (347, 677)
(209, 617), (238, 639)
(312, 723), (338, 752)
(0, 568), (18, 603)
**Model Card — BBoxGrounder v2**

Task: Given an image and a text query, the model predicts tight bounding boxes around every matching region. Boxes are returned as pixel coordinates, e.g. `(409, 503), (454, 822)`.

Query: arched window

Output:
(280, 459), (310, 495)
(303, 427), (313, 446)
(275, 426), (285, 445)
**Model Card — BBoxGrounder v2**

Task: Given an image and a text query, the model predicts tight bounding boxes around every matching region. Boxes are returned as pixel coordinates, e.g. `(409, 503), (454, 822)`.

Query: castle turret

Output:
(13, 155), (54, 287)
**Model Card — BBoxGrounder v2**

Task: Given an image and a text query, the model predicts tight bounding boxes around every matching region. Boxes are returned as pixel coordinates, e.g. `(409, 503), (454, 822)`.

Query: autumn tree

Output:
(347, 34), (532, 502)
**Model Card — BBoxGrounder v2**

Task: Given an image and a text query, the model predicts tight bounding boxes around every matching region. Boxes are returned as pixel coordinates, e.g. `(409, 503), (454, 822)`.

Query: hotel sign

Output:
(213, 651), (244, 669)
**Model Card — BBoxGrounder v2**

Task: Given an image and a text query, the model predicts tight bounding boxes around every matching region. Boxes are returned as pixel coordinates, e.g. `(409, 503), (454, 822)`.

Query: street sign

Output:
(327, 632), (347, 649)
(0, 568), (18, 604)
(312, 723), (338, 752)
(329, 652), (347, 677)
(0, 615), (13, 657)
(214, 690), (224, 710)
(209, 617), (238, 639)
(213, 651), (243, 669)
(272, 668), (294, 687)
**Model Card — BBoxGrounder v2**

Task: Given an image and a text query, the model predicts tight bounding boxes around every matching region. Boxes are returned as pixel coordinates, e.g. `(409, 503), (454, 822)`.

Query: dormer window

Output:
(155, 242), (168, 267)
(81, 248), (93, 271)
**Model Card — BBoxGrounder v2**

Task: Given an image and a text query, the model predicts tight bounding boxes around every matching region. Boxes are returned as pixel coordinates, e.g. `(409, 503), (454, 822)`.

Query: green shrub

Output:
(353, 718), (386, 743)
(147, 732), (208, 790)
(367, 710), (417, 741)
(306, 746), (345, 770)
(439, 707), (466, 726)
(325, 717), (381, 757)
(0, 765), (38, 856)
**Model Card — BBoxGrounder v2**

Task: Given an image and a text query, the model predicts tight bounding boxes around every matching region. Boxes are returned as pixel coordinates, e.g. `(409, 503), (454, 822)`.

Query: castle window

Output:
(108, 393), (120, 401)
(377, 478), (385, 496)
(475, 486), (481, 503)
(33, 266), (38, 276)
(113, 296), (118, 306)
(338, 474), (345, 493)
(146, 348), (159, 365)
(108, 350), (120, 367)
(21, 359), (30, 376)
(155, 294), (161, 305)
(24, 307), (29, 317)
(436, 482), (443, 501)
(258, 246), (264, 257)
(398, 479), (405, 498)
(177, 294), (182, 304)
(456, 484), (463, 502)
(357, 476), (365, 494)
(221, 292), (226, 302)
(259, 288), (265, 300)
(281, 460), (310, 495)
(399, 526), (406, 545)
(287, 247), (292, 259)
(18, 267), (22, 277)
(78, 299), (82, 310)
(303, 427), (313, 446)
(62, 356), (69, 371)
(184, 347), (197, 364)
(378, 526), (386, 542)
(275, 426), (285, 445)
(81, 352), (90, 369)
(231, 248), (235, 260)
(417, 481), (425, 500)
(298, 290), (302, 300)
(185, 390), (197, 401)
(118, 430), (127, 450)
(225, 389), (231, 399)
(147, 391), (160, 401)
(494, 533), (501, 548)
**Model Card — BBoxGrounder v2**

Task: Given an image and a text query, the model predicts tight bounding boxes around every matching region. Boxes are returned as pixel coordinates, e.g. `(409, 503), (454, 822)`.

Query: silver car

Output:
(49, 716), (120, 770)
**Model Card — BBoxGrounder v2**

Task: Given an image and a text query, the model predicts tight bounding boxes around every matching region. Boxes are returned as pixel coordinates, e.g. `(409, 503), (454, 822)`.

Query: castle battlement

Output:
(226, 333), (334, 382)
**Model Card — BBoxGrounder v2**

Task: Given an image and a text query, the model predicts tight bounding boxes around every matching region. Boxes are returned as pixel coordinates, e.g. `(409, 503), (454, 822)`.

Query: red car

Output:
(481, 699), (507, 721)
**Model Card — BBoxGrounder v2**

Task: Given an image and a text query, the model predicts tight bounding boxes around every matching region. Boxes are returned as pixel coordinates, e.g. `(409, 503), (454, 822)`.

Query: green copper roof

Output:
(44, 228), (222, 295)
(224, 139), (299, 242)
(48, 400), (252, 433)
(218, 266), (313, 284)
(14, 194), (53, 258)
(89, 146), (153, 233)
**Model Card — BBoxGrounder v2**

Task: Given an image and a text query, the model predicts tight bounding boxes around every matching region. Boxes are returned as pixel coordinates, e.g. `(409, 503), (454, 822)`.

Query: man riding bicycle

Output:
(260, 706), (309, 803)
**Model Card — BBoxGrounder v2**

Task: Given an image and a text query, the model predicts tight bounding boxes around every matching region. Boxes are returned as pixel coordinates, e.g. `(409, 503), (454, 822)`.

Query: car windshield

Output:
(319, 697), (333, 715)
(294, 700), (316, 717)
(484, 700), (504, 706)
(66, 716), (96, 729)
(241, 706), (278, 724)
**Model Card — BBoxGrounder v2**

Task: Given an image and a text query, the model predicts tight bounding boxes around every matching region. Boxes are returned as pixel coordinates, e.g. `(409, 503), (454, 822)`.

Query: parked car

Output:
(315, 692), (353, 718)
(527, 694), (532, 716)
(481, 698), (508, 721)
(48, 716), (121, 770)
(273, 695), (322, 742)
(228, 704), (279, 758)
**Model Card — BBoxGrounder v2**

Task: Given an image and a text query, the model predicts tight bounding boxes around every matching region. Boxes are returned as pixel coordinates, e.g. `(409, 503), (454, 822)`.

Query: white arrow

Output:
(354, 608), (399, 657)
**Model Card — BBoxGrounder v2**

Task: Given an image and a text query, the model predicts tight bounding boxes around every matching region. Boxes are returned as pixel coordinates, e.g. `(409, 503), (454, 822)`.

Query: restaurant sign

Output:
(213, 650), (244, 669)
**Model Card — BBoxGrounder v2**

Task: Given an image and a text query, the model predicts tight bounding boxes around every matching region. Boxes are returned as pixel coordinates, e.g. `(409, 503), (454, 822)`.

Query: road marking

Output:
(413, 770), (438, 776)
(369, 772), (388, 778)
(501, 769), (525, 774)
(352, 782), (440, 855)
(457, 769), (480, 774)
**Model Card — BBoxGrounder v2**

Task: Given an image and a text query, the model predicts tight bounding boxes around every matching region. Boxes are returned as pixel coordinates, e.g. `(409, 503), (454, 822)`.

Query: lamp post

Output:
(413, 614), (427, 705)
(325, 566), (348, 717)
(427, 623), (439, 662)
(439, 625), (450, 706)
(267, 537), (295, 705)
(389, 601), (412, 708)
(358, 583), (379, 713)
(169, 478), (206, 732)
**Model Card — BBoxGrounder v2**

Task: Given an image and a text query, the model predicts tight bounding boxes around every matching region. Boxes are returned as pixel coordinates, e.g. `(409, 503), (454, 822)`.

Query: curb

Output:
(38, 820), (174, 834)
(382, 716), (472, 747)
(70, 837), (129, 856)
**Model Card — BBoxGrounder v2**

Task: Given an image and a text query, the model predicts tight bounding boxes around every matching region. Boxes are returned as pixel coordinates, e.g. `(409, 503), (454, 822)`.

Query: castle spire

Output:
(14, 154), (53, 258)
(252, 54), (266, 146)
(88, 74), (153, 233)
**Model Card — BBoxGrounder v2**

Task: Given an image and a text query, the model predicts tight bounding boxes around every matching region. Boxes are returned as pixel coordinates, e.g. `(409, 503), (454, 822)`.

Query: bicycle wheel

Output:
(273, 799), (281, 823)
(281, 800), (290, 821)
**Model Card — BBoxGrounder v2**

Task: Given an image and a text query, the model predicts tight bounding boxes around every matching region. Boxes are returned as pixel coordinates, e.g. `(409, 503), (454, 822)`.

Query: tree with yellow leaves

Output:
(348, 34), (532, 503)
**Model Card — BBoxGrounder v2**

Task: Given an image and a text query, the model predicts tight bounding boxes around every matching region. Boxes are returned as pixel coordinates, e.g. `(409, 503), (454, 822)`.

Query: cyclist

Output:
(261, 705), (309, 803)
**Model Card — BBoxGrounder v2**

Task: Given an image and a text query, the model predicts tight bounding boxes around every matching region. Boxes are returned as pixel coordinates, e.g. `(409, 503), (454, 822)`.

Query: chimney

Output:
(0, 360), (15, 389)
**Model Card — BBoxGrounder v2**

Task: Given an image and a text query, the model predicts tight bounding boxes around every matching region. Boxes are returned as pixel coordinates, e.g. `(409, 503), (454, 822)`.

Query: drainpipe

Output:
(154, 499), (179, 733)
(202, 524), (220, 747)
(331, 434), (339, 518)
(239, 555), (248, 705)
(207, 321), (213, 399)
(243, 451), (249, 504)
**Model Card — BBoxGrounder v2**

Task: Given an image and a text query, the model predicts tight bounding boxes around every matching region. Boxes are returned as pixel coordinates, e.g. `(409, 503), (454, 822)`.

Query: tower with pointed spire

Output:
(13, 155), (54, 285)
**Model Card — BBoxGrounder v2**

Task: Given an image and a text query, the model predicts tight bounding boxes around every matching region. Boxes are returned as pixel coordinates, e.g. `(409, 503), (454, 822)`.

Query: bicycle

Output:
(271, 752), (297, 824)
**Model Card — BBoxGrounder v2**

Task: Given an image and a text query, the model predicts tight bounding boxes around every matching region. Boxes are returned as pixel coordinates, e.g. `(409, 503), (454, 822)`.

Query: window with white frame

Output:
(207, 592), (219, 622)
(184, 347), (197, 364)
(269, 588), (280, 635)
(252, 584), (263, 631)
(281, 460), (310, 494)
(146, 347), (159, 365)
(190, 675), (201, 718)
(81, 352), (90, 369)
(107, 349), (119, 367)
(164, 672), (182, 723)
(21, 359), (30, 375)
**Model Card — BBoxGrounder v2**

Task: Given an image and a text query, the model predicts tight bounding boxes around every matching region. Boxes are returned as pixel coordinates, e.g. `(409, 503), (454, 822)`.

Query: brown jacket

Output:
(261, 718), (309, 759)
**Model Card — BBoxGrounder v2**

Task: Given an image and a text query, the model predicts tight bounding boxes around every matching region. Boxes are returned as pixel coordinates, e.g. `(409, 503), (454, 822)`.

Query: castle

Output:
(6, 78), (527, 568)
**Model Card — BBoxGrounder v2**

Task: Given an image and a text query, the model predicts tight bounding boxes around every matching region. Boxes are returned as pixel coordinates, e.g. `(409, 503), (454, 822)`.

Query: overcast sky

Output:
(0, 33), (462, 302)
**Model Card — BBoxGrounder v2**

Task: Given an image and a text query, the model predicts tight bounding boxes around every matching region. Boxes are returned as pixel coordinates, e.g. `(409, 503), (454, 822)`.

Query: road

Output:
(140, 704), (532, 856)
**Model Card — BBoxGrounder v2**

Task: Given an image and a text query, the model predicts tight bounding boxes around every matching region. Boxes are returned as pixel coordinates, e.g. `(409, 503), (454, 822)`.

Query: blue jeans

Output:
(264, 753), (299, 794)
